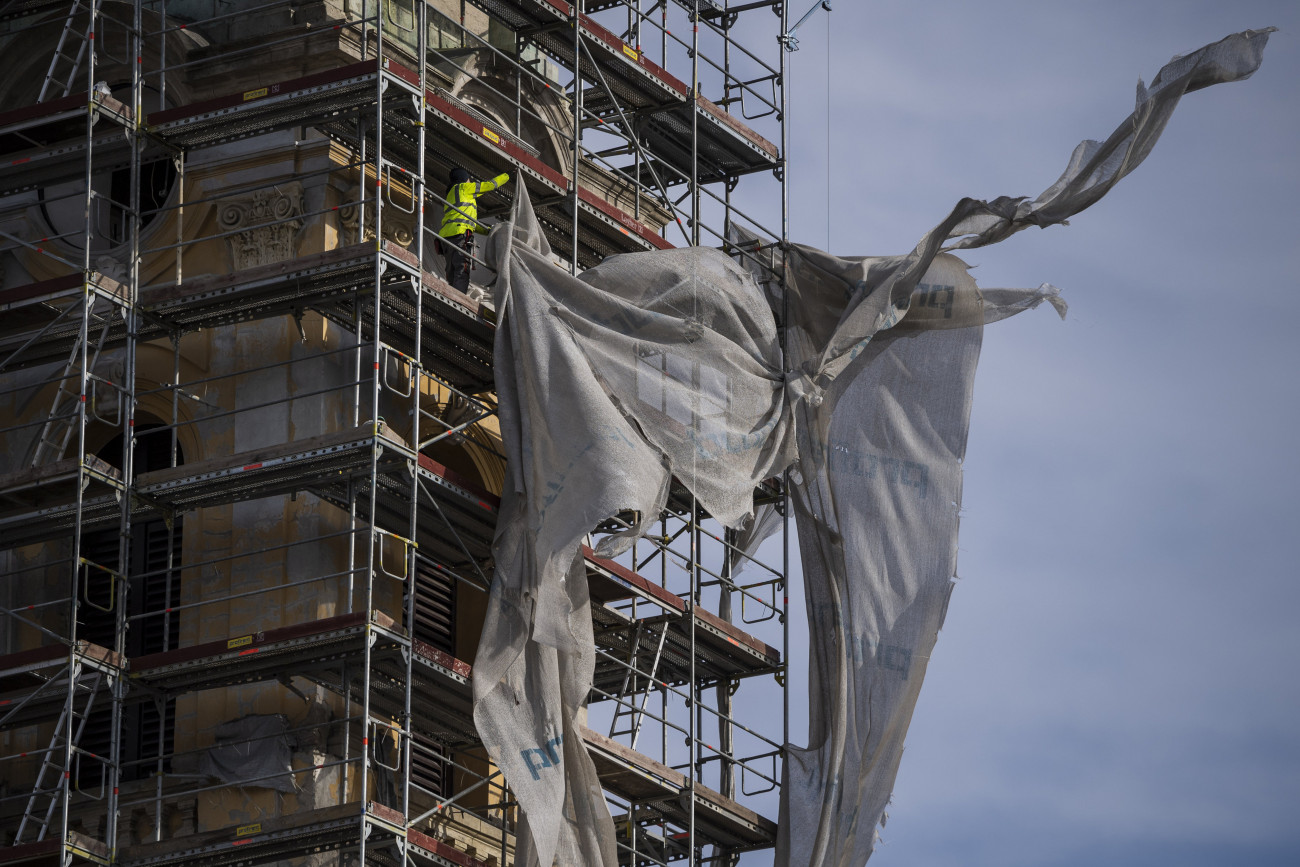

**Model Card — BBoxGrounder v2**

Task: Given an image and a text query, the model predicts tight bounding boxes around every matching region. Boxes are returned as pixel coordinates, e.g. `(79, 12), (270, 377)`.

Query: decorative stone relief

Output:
(337, 185), (415, 249)
(217, 183), (305, 270)
(94, 254), (128, 281)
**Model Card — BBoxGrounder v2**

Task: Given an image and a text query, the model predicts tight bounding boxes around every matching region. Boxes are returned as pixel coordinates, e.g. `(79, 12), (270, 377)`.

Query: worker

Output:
(439, 166), (510, 292)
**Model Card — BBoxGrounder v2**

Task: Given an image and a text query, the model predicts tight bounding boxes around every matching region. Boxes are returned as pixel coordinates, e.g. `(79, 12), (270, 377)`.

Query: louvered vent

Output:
(410, 553), (456, 799)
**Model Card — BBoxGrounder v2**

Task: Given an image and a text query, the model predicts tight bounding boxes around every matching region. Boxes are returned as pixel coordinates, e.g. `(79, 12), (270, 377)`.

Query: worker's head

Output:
(449, 167), (471, 185)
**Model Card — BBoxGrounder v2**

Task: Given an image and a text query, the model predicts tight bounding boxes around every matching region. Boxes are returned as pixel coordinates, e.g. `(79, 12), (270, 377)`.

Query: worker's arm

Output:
(471, 173), (512, 234)
(478, 172), (511, 194)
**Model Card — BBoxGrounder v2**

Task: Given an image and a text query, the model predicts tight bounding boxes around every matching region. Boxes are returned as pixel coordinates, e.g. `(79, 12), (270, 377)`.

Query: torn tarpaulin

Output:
(768, 247), (1062, 867)
(477, 184), (1058, 867)
(472, 26), (1269, 867)
(767, 26), (1269, 867)
(473, 186), (796, 867)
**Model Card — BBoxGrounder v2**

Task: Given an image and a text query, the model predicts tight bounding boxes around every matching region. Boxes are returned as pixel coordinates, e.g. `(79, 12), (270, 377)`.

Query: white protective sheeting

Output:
(475, 187), (795, 867)
(768, 248), (1062, 867)
(474, 27), (1270, 867)
(768, 28), (1270, 866)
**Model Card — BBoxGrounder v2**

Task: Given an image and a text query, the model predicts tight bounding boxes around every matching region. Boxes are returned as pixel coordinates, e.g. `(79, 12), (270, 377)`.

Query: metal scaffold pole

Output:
(571, 0), (583, 273)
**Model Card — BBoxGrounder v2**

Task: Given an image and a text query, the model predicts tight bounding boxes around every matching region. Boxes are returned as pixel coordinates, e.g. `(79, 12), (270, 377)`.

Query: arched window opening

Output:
(79, 421), (183, 783)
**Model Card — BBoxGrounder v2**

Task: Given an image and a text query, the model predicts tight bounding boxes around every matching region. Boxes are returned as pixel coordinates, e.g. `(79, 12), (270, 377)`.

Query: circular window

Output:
(38, 83), (177, 253)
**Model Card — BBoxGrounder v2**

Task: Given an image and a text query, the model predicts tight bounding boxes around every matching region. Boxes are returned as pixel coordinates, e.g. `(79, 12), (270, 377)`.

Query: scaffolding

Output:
(0, 2), (790, 866)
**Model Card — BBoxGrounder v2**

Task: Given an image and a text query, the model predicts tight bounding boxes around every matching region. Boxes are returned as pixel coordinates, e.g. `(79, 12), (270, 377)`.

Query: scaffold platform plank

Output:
(0, 456), (125, 551)
(404, 637), (476, 742)
(134, 425), (412, 514)
(585, 547), (781, 689)
(0, 641), (123, 731)
(412, 453), (500, 561)
(117, 803), (400, 867)
(0, 273), (130, 373)
(467, 0), (686, 111)
(123, 604), (462, 743)
(116, 803), (486, 867)
(689, 602), (781, 671)
(405, 826), (493, 867)
(581, 726), (777, 851)
(0, 0), (71, 22)
(584, 544), (687, 613)
(320, 241), (497, 392)
(124, 607), (477, 747)
(0, 61), (408, 198)
(466, 0), (778, 183)
(130, 611), (392, 694)
(300, 623), (479, 746)
(306, 445), (499, 572)
(590, 600), (780, 692)
(631, 90), (782, 185)
(8, 425), (490, 574)
(138, 245), (378, 330)
(141, 241), (495, 391)
(0, 243), (493, 385)
(0, 92), (136, 198)
(0, 833), (111, 867)
(147, 59), (420, 149)
(0, 454), (122, 513)
(0, 427), (414, 551)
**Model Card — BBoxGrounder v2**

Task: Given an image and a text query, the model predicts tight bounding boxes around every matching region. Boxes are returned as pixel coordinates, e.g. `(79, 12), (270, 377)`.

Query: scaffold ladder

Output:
(13, 665), (104, 843)
(607, 619), (669, 750)
(30, 296), (116, 467)
(37, 0), (104, 104)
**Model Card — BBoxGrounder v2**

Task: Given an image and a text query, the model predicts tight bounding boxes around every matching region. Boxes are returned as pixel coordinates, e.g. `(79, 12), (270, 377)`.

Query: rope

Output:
(826, 7), (832, 251)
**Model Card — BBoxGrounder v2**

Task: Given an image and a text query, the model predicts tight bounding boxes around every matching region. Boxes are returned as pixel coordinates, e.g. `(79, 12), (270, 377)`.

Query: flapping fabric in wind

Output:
(941, 27), (1274, 253)
(475, 26), (1268, 867)
(768, 247), (1062, 867)
(766, 28), (1268, 867)
(474, 190), (623, 867)
(476, 186), (794, 866)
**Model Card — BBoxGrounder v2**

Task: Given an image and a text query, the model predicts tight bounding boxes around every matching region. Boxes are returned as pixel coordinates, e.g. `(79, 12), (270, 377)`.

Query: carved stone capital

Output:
(337, 185), (415, 249)
(217, 183), (305, 270)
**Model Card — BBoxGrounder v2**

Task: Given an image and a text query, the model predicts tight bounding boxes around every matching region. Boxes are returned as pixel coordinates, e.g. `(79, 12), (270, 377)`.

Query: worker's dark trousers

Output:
(440, 231), (474, 293)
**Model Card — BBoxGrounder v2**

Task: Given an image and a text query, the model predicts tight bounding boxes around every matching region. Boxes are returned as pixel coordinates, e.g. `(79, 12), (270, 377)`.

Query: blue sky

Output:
(755, 2), (1299, 865)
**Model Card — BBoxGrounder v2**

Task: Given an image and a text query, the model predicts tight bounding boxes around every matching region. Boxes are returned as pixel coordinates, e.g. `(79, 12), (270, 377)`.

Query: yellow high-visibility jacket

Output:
(439, 173), (510, 238)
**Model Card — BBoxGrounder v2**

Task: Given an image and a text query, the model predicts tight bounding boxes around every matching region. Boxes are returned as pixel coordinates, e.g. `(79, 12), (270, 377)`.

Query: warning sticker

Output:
(481, 127), (501, 145)
(236, 823), (262, 837)
(227, 635), (253, 649)
(242, 87), (268, 102)
(622, 45), (639, 61)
